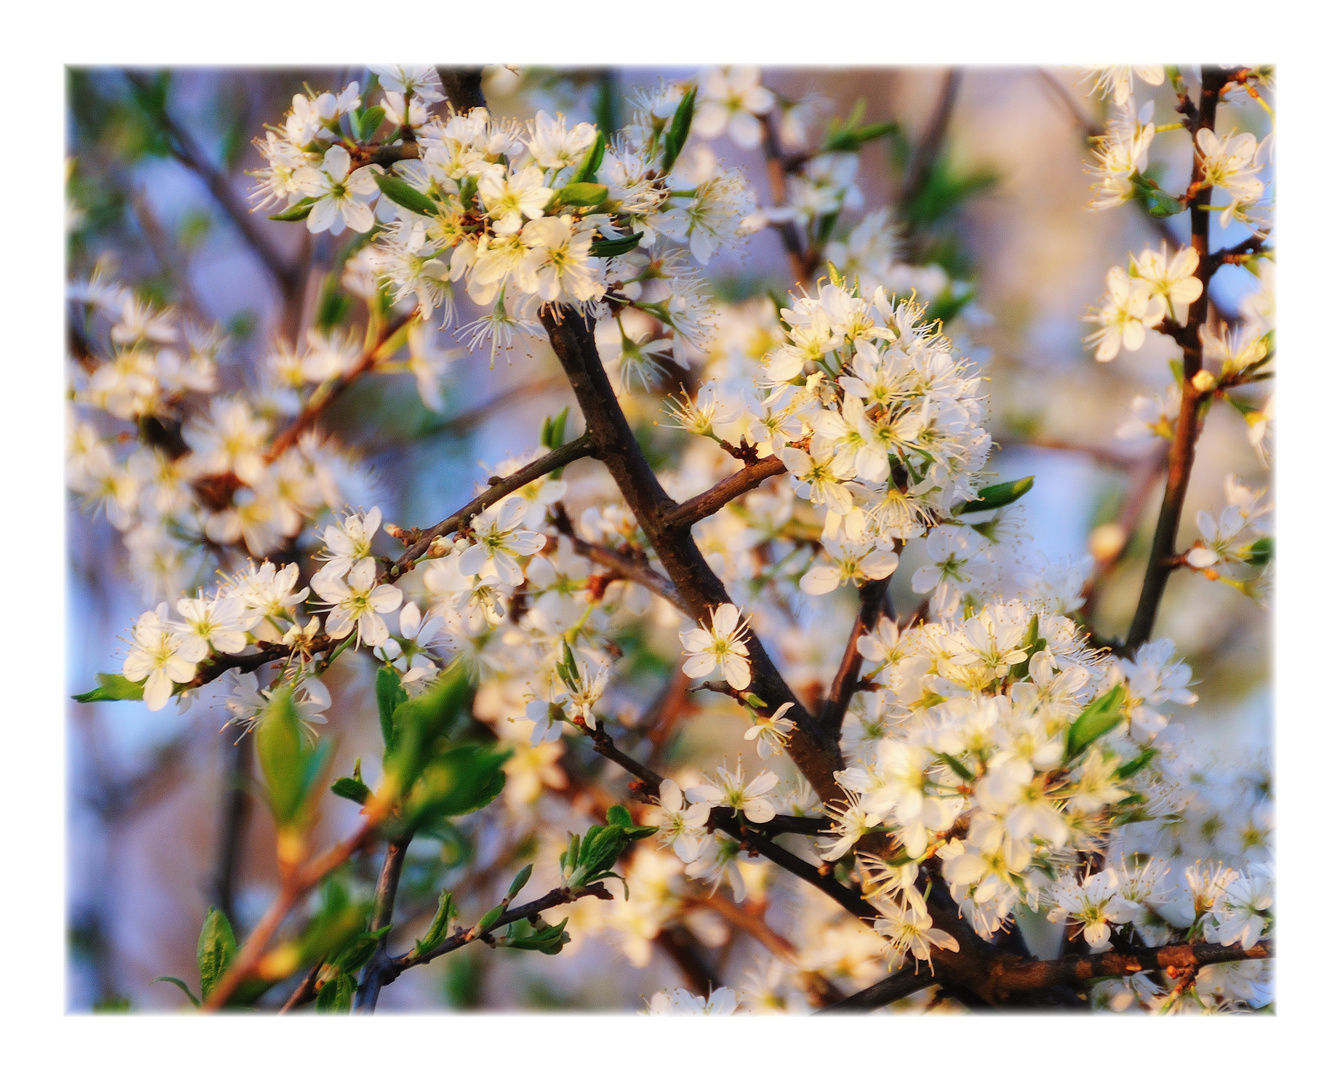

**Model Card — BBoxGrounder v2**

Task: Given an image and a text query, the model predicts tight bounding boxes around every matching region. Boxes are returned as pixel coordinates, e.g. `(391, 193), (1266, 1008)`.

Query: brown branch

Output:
(353, 835), (412, 1012)
(277, 965), (322, 1014)
(387, 433), (594, 582)
(1081, 445), (1169, 619)
(760, 111), (812, 286)
(437, 68), (487, 112)
(265, 309), (414, 462)
(201, 813), (384, 1011)
(816, 577), (889, 742)
(985, 938), (1272, 1002)
(1124, 65), (1229, 653)
(1034, 67), (1101, 140)
(660, 455), (788, 531)
(816, 966), (937, 1012)
(210, 734), (253, 928)
(540, 305), (845, 803)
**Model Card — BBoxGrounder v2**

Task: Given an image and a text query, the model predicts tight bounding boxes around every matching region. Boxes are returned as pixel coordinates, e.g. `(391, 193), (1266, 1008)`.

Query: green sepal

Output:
(154, 975), (200, 1009)
(372, 171), (439, 218)
(1244, 536), (1273, 568)
(268, 197), (316, 222)
(953, 476), (1034, 516)
(73, 673), (146, 703)
(662, 85), (697, 172)
(936, 752), (974, 783)
(1065, 685), (1128, 760)
(591, 231), (643, 258)
(196, 906), (236, 1004)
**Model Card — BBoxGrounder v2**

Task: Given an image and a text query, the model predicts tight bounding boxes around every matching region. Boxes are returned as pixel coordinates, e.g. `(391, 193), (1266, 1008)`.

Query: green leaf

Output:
(376, 665), (409, 754)
(822, 118), (899, 154)
(605, 805), (634, 828)
(936, 752), (974, 782)
(662, 85), (697, 172)
(153, 975), (200, 1009)
(1066, 686), (1128, 760)
(372, 171), (439, 218)
(401, 744), (510, 830)
(500, 917), (569, 955)
(384, 665), (474, 790)
(331, 775), (371, 805)
(314, 273), (352, 333)
(268, 197), (315, 222)
(73, 673), (145, 703)
(953, 476), (1034, 516)
(330, 925), (391, 975)
(414, 890), (458, 956)
(477, 903), (506, 936)
(554, 182), (608, 207)
(196, 907), (236, 1004)
(1115, 746), (1157, 780)
(506, 863), (534, 900)
(540, 407), (569, 451)
(256, 687), (307, 824)
(354, 105), (386, 142)
(591, 231), (643, 258)
(1244, 536), (1273, 568)
(315, 972), (355, 1013)
(570, 135), (606, 185)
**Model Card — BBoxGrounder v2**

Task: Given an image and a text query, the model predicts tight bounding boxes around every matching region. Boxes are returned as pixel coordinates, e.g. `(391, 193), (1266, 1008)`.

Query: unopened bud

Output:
(1190, 369), (1216, 393)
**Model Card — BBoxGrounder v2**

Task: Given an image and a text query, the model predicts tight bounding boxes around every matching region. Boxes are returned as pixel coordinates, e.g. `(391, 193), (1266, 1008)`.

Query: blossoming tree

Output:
(67, 63), (1273, 1014)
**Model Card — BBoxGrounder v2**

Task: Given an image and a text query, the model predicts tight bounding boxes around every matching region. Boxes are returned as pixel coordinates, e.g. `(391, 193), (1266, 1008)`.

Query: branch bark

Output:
(540, 305), (846, 803)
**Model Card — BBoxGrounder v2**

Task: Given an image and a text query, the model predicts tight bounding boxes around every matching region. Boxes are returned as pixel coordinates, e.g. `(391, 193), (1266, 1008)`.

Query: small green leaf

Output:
(315, 972), (356, 1013)
(1066, 686), (1128, 760)
(500, 917), (569, 955)
(953, 476), (1034, 516)
(268, 197), (315, 222)
(73, 673), (145, 703)
(414, 890), (457, 956)
(1115, 746), (1157, 780)
(196, 907), (236, 1004)
(591, 231), (643, 258)
(372, 171), (439, 218)
(477, 903), (506, 936)
(330, 925), (391, 975)
(555, 182), (608, 207)
(331, 775), (371, 805)
(355, 105), (386, 142)
(571, 135), (606, 185)
(662, 85), (697, 172)
(256, 687), (307, 825)
(506, 863), (534, 900)
(937, 752), (974, 782)
(153, 975), (200, 1009)
(605, 805), (634, 828)
(384, 665), (473, 791)
(376, 665), (409, 754)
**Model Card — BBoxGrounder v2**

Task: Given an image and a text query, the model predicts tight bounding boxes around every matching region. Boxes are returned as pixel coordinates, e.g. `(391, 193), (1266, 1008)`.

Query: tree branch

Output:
(816, 578), (888, 742)
(1124, 65), (1229, 652)
(815, 966), (937, 1012)
(540, 305), (846, 802)
(659, 455), (788, 531)
(353, 834), (412, 1012)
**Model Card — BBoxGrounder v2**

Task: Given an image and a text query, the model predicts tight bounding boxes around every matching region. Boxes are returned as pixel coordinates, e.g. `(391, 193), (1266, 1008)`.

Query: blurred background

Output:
(65, 65), (1272, 1011)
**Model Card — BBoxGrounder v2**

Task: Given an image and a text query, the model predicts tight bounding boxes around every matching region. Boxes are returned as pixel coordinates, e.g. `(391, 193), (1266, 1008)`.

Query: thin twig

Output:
(660, 456), (788, 531)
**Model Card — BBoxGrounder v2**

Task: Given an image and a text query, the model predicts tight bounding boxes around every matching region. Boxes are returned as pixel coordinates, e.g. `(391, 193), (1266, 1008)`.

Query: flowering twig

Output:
(1125, 65), (1229, 652)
